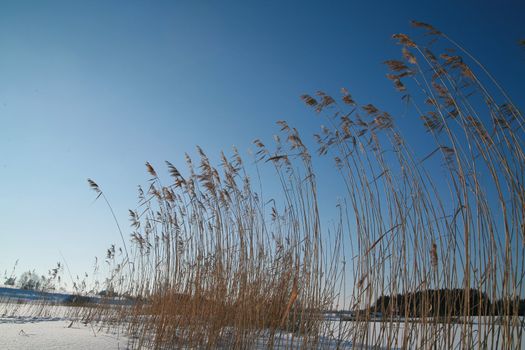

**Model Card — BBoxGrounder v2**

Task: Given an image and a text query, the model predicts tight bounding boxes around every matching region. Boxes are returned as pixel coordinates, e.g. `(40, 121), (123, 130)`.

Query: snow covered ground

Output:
(1, 301), (524, 349)
(0, 301), (129, 349)
(0, 316), (129, 350)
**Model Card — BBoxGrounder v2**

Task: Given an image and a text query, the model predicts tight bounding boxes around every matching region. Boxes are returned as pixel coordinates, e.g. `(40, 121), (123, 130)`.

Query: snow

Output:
(0, 317), (129, 350)
(1, 301), (524, 349)
(0, 302), (129, 349)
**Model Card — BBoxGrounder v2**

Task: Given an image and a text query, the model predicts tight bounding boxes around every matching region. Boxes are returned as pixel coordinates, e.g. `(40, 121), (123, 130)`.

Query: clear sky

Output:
(1, 1), (524, 286)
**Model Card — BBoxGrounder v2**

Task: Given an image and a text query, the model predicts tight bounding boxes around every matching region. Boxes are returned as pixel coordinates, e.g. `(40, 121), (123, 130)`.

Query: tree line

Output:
(373, 289), (525, 317)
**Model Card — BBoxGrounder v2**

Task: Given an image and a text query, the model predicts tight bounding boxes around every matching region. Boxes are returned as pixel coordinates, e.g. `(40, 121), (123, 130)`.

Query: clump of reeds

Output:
(298, 20), (524, 349)
(83, 136), (343, 348)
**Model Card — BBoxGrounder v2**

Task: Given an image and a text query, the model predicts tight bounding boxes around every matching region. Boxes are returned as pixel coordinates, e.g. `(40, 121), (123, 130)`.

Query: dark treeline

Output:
(373, 289), (525, 317)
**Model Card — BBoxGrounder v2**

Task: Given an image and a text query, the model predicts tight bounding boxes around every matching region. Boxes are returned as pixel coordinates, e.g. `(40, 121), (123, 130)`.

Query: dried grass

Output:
(16, 22), (524, 349)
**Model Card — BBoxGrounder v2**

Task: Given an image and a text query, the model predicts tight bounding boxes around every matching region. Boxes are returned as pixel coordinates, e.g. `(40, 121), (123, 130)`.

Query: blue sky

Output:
(1, 1), (524, 286)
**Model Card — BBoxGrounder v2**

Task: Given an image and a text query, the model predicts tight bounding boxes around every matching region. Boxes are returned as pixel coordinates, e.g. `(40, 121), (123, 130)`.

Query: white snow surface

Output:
(0, 301), (129, 349)
(0, 316), (129, 350)
(1, 301), (524, 349)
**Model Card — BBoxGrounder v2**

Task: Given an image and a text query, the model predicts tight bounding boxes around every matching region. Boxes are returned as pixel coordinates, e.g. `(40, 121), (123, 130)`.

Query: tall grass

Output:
(299, 21), (524, 348)
(85, 139), (343, 348)
(70, 22), (525, 349)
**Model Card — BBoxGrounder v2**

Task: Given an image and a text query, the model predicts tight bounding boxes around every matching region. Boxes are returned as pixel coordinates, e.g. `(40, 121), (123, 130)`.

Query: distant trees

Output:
(3, 276), (16, 286)
(17, 270), (43, 290)
(373, 289), (524, 317)
(493, 297), (525, 317)
(2, 260), (18, 286)
(16, 270), (55, 291)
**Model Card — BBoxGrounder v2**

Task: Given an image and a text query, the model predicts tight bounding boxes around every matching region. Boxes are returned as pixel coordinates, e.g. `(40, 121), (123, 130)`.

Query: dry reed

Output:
(15, 21), (523, 349)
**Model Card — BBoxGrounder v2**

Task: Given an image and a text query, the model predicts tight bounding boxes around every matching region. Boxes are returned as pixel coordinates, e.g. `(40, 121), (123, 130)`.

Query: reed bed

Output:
(83, 137), (342, 348)
(299, 21), (524, 349)
(44, 22), (525, 349)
